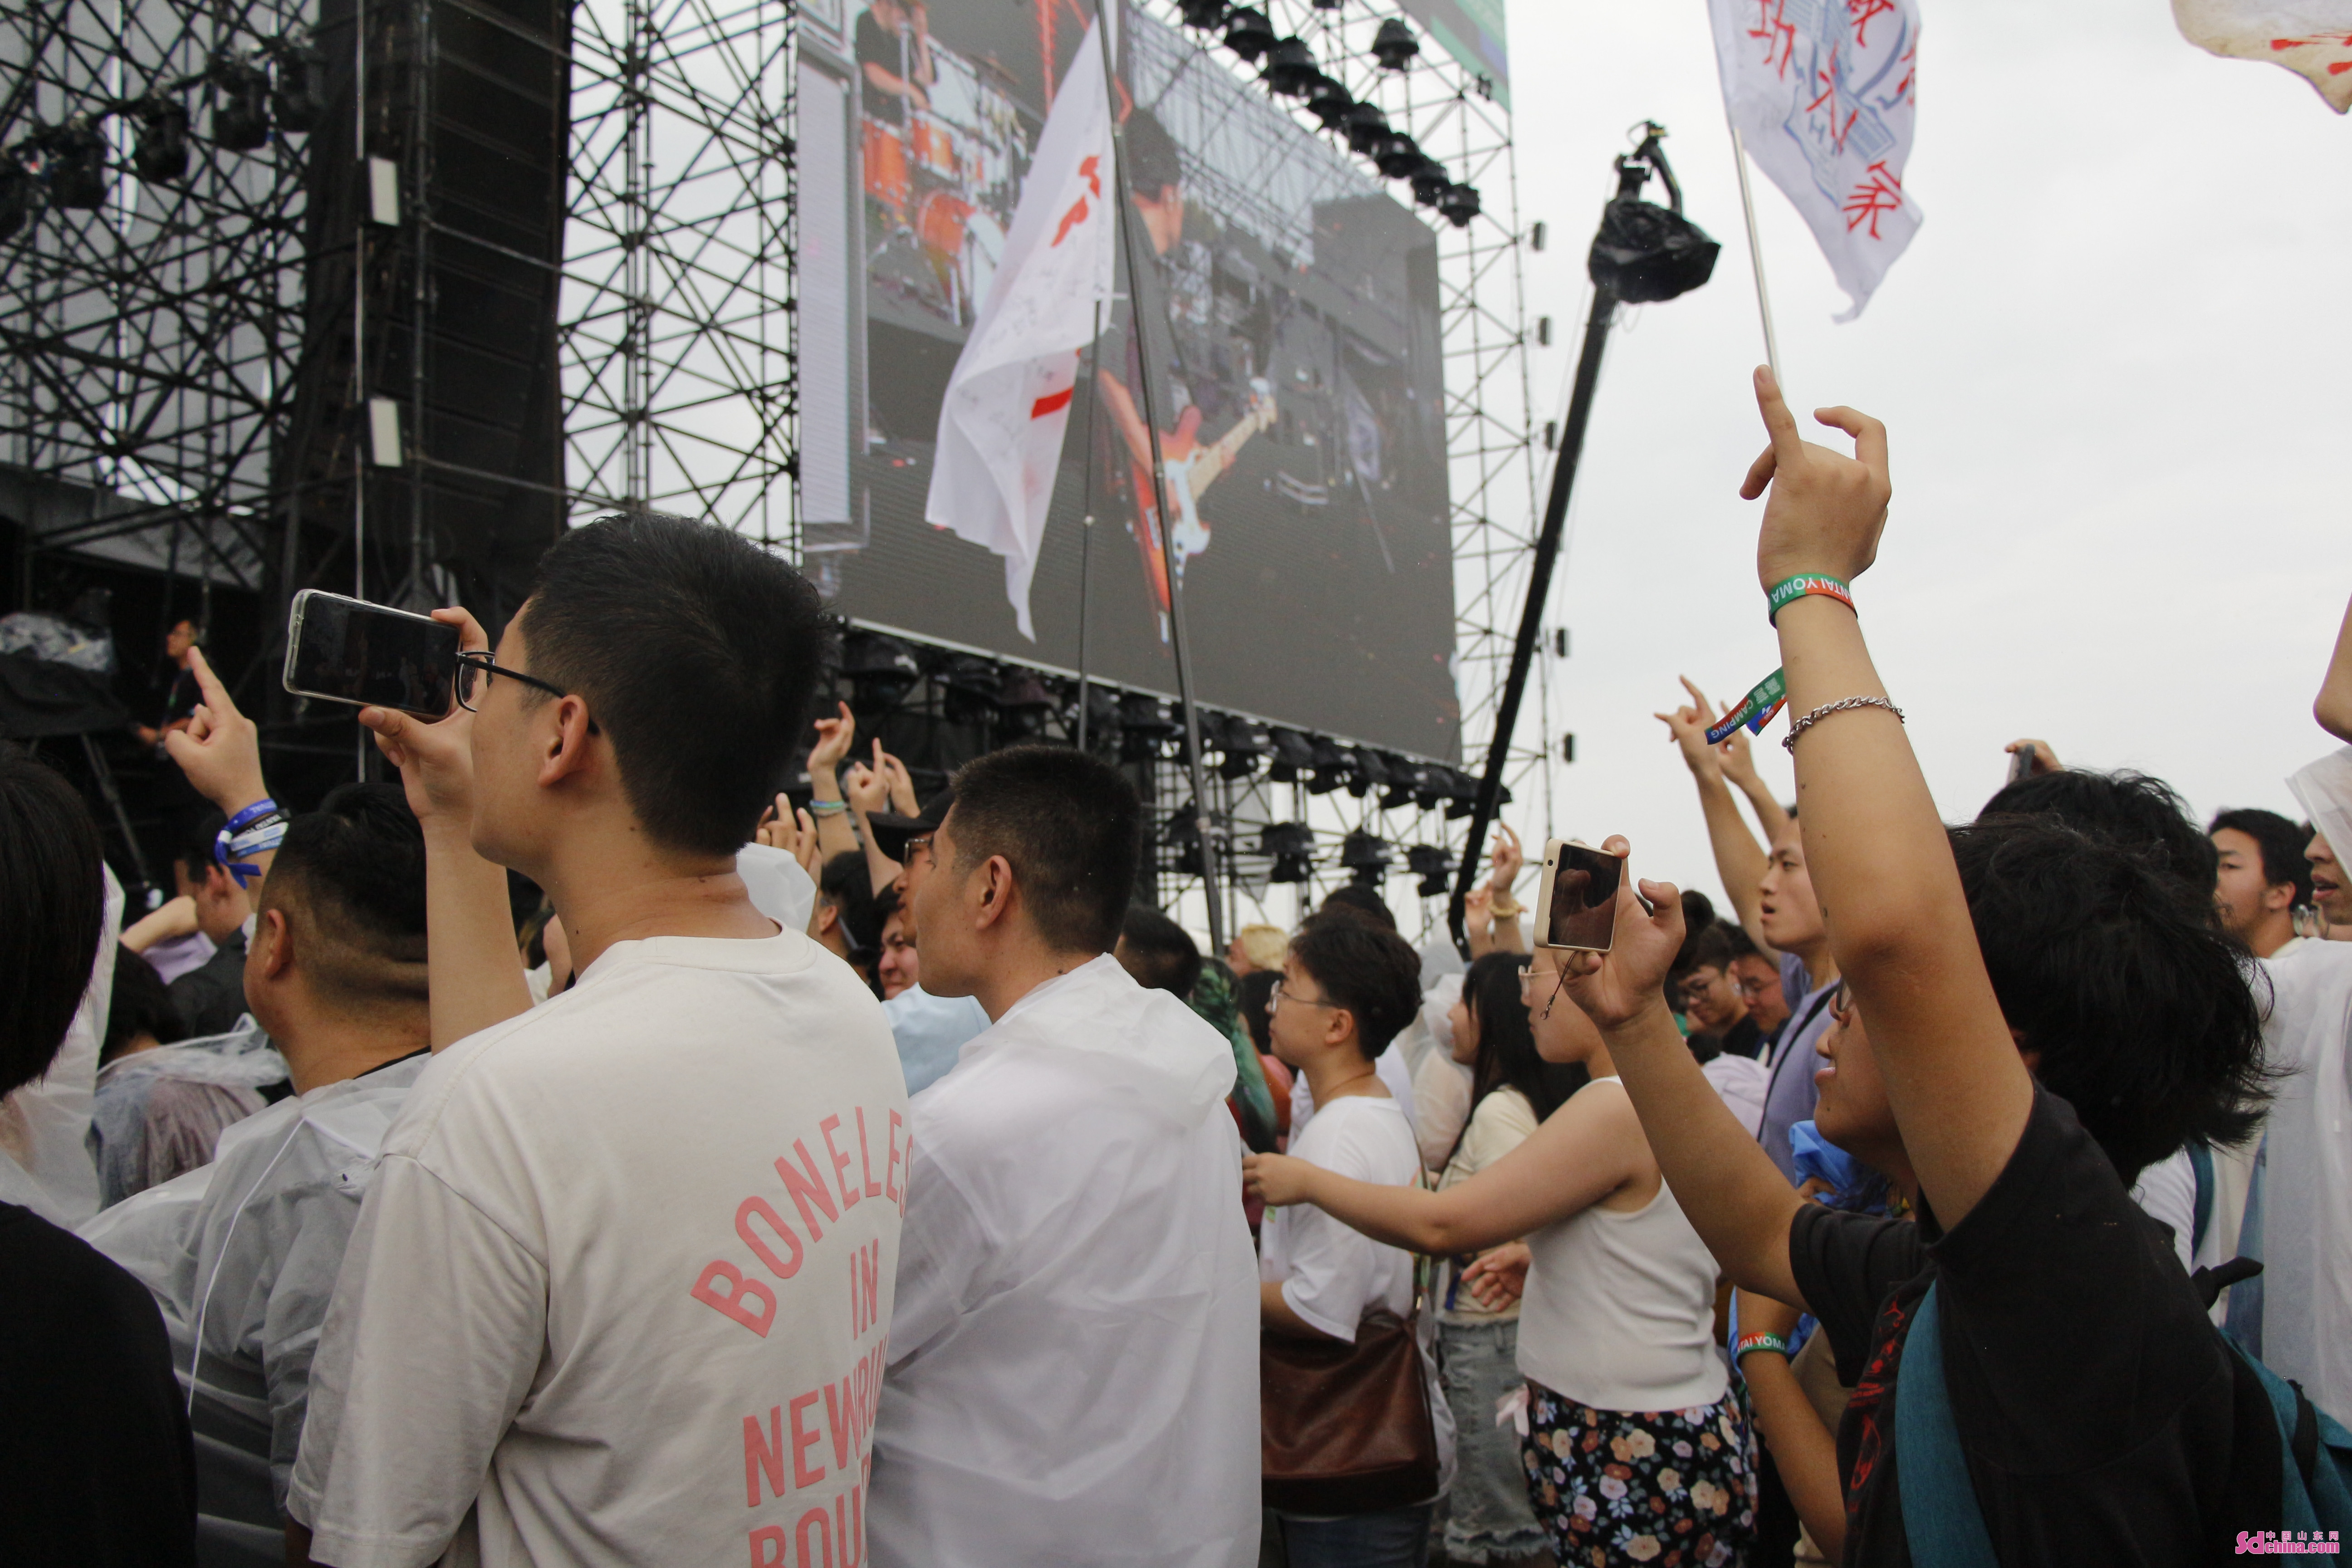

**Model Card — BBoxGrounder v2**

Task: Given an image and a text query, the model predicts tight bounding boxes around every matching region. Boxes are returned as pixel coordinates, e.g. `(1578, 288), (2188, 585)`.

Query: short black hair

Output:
(520, 512), (832, 858)
(102, 951), (186, 1067)
(1123, 105), (1182, 201)
(1318, 882), (1396, 932)
(0, 744), (107, 1096)
(2210, 807), (2314, 908)
(1681, 921), (1739, 976)
(1288, 920), (1421, 1060)
(1978, 769), (2217, 896)
(1950, 816), (2269, 1181)
(1238, 967), (1277, 1054)
(820, 851), (882, 958)
(945, 745), (1140, 953)
(1119, 904), (1202, 998)
(1668, 890), (1720, 980)
(177, 809), (226, 884)
(262, 783), (430, 1007)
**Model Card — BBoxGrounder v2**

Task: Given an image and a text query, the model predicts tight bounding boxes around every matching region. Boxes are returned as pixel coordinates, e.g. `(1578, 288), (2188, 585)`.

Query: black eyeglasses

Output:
(455, 650), (575, 714)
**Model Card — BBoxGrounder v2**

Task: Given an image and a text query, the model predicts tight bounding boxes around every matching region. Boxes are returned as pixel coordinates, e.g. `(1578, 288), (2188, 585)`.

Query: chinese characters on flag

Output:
(2173, 0), (2352, 113)
(1709, 0), (1925, 321)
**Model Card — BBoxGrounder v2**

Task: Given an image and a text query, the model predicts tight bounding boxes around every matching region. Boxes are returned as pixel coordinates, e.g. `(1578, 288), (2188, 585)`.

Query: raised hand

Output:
(1488, 823), (1524, 897)
(843, 760), (892, 819)
(1556, 836), (1685, 1032)
(2002, 738), (2062, 777)
(1740, 365), (1891, 592)
(877, 747), (920, 816)
(358, 608), (488, 830)
(1655, 696), (1723, 782)
(808, 701), (856, 778)
(755, 794), (824, 882)
(161, 646), (268, 814)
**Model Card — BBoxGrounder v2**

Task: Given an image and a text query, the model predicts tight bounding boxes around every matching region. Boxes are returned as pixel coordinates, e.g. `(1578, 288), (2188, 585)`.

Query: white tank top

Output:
(1514, 1078), (1730, 1413)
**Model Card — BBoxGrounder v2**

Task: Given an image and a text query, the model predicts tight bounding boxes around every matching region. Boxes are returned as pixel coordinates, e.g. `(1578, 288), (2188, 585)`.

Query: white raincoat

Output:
(81, 1051), (430, 1549)
(868, 954), (1260, 1568)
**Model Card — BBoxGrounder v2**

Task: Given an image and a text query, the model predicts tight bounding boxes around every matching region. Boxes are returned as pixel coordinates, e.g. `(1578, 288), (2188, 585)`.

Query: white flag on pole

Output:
(924, 20), (1117, 640)
(2173, 1), (2352, 113)
(1708, 0), (1924, 321)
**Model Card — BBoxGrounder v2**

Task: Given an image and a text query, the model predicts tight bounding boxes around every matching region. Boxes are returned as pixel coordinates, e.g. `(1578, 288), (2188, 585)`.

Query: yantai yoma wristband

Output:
(1705, 668), (1787, 747)
(215, 797), (289, 887)
(1766, 573), (1854, 624)
(1733, 1331), (1792, 1365)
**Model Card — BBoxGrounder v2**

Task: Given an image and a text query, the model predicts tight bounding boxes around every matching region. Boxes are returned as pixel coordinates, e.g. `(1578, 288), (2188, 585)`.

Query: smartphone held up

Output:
(1533, 838), (1626, 954)
(283, 591), (459, 718)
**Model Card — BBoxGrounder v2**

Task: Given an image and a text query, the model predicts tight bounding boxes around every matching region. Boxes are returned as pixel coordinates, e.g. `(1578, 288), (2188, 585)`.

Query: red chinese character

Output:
(1842, 161), (1905, 238)
(1748, 0), (1797, 75)
(2268, 33), (2352, 74)
(1847, 0), (1898, 50)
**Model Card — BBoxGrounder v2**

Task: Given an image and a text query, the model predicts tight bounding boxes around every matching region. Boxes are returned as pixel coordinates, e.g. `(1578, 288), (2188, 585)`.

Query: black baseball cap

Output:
(866, 789), (952, 862)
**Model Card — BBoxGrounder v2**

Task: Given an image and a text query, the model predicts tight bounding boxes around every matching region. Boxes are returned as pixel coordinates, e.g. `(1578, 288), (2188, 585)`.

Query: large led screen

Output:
(806, 0), (1457, 760)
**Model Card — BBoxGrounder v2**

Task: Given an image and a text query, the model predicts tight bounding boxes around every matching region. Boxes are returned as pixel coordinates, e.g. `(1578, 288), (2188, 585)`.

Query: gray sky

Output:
(1502, 0), (2350, 916)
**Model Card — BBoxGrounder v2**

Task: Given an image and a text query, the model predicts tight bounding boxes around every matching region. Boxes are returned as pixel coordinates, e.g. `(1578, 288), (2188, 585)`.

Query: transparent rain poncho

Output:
(88, 1017), (289, 1208)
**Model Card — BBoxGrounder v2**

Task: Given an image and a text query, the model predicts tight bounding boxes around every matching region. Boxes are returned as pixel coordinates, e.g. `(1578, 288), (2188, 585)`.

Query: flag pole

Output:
(1094, 4), (1225, 952)
(1075, 299), (1102, 752)
(1727, 128), (1782, 382)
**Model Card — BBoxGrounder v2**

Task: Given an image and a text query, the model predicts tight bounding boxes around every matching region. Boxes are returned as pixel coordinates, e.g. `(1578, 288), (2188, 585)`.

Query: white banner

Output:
(923, 21), (1118, 639)
(1709, 0), (1925, 321)
(2174, 1), (2352, 113)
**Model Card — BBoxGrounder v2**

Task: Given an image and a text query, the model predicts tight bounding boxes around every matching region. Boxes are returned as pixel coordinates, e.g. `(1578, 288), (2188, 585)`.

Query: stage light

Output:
(1222, 8), (1277, 61)
(995, 669), (1055, 738)
(272, 42), (328, 133)
(1340, 830), (1391, 884)
(1380, 758), (1428, 810)
(1178, 0), (1230, 28)
(1442, 768), (1480, 820)
(1073, 684), (1120, 745)
(1342, 104), (1389, 156)
(211, 54), (272, 151)
(1165, 801), (1207, 876)
(1371, 18), (1420, 70)
(1348, 750), (1393, 799)
(0, 162), (31, 242)
(1208, 714), (1271, 780)
(1262, 38), (1319, 96)
(1407, 157), (1451, 207)
(1306, 737), (1355, 796)
(1372, 132), (1423, 180)
(131, 99), (190, 184)
(939, 653), (1002, 725)
(1437, 183), (1481, 228)
(43, 120), (108, 211)
(1266, 727), (1316, 783)
(1260, 822), (1316, 884)
(1312, 0), (1343, 10)
(1119, 693), (1178, 760)
(841, 629), (920, 714)
(1305, 76), (1354, 129)
(1406, 845), (1452, 898)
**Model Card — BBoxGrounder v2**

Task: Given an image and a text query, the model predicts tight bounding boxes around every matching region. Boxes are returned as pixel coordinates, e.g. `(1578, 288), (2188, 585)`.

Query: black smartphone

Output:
(1533, 838), (1626, 953)
(283, 590), (459, 718)
(2007, 743), (2037, 784)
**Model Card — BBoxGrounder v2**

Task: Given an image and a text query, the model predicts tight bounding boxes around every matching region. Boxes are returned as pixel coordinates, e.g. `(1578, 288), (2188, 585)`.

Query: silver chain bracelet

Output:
(1783, 695), (1905, 750)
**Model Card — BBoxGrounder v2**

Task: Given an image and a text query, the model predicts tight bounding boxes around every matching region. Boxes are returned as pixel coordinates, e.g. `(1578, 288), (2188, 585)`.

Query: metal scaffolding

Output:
(562, 0), (799, 545)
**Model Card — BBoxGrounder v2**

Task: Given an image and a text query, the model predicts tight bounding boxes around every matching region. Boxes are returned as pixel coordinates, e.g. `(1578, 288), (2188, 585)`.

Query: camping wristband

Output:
(1732, 1331), (1792, 1366)
(1767, 573), (1854, 625)
(1705, 668), (1788, 747)
(215, 798), (289, 887)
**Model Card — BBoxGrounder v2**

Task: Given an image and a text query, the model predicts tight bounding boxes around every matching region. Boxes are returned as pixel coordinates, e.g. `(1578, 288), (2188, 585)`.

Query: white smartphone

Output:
(283, 590), (459, 718)
(1531, 837), (1626, 953)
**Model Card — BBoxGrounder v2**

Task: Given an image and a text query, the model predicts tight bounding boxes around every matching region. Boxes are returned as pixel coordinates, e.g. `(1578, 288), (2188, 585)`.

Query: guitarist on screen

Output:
(1094, 107), (1276, 640)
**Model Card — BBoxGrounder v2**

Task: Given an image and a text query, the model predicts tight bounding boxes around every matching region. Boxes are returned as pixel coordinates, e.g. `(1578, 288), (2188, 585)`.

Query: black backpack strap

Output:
(2292, 1378), (2321, 1490)
(2190, 1256), (2263, 1313)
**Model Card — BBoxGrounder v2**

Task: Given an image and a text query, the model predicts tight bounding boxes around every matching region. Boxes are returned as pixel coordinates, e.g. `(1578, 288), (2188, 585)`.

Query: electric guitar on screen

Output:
(1128, 378), (1277, 615)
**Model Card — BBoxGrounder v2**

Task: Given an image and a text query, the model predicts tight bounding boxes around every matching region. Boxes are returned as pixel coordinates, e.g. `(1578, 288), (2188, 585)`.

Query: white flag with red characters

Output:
(1708, 0), (1925, 322)
(925, 20), (1117, 640)
(2174, 0), (2352, 113)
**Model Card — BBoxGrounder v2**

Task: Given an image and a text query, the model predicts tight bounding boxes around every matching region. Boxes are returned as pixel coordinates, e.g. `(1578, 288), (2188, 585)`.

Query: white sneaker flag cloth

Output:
(2174, 0), (2352, 112)
(1707, 0), (1926, 321)
(924, 20), (1117, 639)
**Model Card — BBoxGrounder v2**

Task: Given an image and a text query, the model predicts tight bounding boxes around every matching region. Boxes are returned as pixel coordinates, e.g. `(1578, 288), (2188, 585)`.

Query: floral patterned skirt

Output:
(1519, 1380), (1757, 1568)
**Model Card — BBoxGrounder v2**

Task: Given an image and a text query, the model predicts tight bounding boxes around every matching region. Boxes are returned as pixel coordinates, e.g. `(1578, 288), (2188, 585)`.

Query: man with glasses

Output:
(284, 513), (906, 1568)
(1674, 922), (1765, 1061)
(868, 745), (1259, 1568)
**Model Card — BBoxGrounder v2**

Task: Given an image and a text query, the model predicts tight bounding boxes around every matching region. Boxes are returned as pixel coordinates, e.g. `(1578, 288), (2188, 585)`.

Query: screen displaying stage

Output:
(805, 0), (1459, 761)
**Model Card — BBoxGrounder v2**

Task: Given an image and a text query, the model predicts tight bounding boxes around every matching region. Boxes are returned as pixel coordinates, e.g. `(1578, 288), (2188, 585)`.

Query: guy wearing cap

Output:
(867, 790), (988, 1094)
(867, 745), (1259, 1567)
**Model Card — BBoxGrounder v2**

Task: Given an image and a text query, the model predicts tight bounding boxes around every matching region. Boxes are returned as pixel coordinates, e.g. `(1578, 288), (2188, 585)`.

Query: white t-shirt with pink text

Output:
(287, 928), (907, 1568)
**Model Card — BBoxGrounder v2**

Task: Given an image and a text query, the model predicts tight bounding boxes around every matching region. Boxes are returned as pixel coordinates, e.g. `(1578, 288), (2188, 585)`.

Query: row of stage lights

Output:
(842, 630), (1504, 890)
(1171, 0), (1482, 229)
(0, 39), (325, 242)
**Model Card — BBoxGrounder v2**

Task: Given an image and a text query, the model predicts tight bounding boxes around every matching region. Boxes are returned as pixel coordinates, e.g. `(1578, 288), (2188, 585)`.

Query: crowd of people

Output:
(5, 369), (2352, 1567)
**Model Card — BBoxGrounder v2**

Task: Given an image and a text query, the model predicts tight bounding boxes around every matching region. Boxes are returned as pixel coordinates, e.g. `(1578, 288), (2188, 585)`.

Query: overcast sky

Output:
(1493, 0), (2351, 916)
